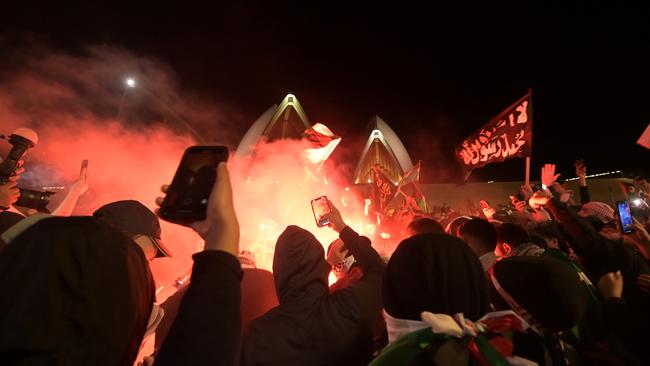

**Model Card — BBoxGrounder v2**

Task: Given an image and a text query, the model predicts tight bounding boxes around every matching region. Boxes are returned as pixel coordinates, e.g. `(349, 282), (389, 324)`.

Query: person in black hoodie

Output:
(371, 233), (543, 366)
(154, 251), (277, 350)
(491, 256), (589, 365)
(0, 216), (155, 366)
(241, 200), (385, 366)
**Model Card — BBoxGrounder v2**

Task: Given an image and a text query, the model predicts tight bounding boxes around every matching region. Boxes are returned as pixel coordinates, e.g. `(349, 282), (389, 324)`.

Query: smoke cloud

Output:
(0, 40), (380, 296)
(0, 40), (236, 293)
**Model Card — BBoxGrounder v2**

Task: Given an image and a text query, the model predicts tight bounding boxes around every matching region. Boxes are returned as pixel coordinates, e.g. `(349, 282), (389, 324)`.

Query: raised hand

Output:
(0, 166), (25, 209)
(598, 271), (623, 300)
(541, 163), (561, 188)
(576, 162), (586, 179)
(528, 190), (552, 210)
(0, 181), (20, 209)
(156, 163), (239, 255)
(509, 195), (527, 213)
(480, 200), (496, 220)
(323, 199), (347, 233)
(69, 166), (89, 196)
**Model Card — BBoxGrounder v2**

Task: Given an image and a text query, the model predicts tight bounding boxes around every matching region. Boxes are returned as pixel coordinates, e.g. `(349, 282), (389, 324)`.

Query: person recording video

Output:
(0, 127), (91, 217)
(0, 161), (23, 212)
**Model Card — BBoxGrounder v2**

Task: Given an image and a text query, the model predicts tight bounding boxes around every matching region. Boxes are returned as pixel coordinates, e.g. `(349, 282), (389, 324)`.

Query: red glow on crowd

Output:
(229, 138), (379, 270)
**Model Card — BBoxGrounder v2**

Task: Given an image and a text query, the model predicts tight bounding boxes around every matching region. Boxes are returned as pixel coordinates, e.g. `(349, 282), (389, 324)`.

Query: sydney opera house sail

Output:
(236, 94), (312, 157)
(353, 116), (413, 185)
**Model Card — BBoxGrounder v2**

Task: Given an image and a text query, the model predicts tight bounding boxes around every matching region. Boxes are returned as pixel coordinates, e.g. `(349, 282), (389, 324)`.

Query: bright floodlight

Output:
(125, 78), (136, 88)
(633, 198), (643, 206)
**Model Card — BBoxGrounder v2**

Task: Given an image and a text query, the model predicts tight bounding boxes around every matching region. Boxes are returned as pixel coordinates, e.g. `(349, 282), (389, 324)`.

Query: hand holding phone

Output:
(479, 200), (496, 220)
(157, 161), (239, 255)
(311, 196), (331, 227)
(311, 197), (347, 232)
(68, 159), (89, 196)
(509, 195), (527, 212)
(159, 146), (229, 224)
(325, 199), (347, 233)
(617, 200), (635, 234)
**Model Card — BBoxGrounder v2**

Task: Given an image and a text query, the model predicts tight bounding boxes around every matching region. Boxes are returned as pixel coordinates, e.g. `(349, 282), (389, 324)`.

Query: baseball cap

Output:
(93, 200), (172, 258)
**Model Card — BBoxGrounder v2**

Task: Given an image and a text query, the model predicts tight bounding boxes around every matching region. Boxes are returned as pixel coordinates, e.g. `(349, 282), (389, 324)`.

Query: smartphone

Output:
(80, 159), (88, 178)
(616, 200), (635, 234)
(575, 158), (585, 168)
(479, 200), (491, 209)
(159, 146), (229, 224)
(311, 196), (331, 227)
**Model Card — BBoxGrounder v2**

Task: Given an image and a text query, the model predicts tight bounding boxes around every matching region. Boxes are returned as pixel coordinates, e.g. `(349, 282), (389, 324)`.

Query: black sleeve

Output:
(333, 226), (386, 323)
(155, 250), (242, 366)
(339, 226), (384, 275)
(603, 297), (627, 339)
(579, 186), (591, 205)
(601, 298), (645, 366)
(544, 196), (620, 277)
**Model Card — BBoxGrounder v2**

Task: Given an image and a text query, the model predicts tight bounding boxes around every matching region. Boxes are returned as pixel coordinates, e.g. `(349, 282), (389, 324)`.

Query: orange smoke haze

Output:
(0, 42), (383, 301)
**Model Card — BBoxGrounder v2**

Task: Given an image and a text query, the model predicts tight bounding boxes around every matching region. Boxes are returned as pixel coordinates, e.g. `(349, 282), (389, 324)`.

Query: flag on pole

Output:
(456, 91), (533, 179)
(303, 123), (341, 165)
(637, 122), (650, 149)
(395, 161), (427, 212)
(370, 165), (397, 214)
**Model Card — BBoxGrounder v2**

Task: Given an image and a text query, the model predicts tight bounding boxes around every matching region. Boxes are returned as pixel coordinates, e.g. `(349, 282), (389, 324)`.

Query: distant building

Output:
(354, 115), (413, 185)
(236, 94), (311, 158)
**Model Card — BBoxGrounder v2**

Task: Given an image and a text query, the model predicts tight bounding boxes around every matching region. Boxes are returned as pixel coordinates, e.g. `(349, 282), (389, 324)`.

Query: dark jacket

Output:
(579, 185), (591, 205)
(156, 266), (276, 348)
(155, 250), (243, 366)
(372, 233), (493, 366)
(241, 225), (385, 366)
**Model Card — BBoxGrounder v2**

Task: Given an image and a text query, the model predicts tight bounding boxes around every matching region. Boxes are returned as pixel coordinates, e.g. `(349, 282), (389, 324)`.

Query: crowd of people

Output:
(1, 154), (650, 366)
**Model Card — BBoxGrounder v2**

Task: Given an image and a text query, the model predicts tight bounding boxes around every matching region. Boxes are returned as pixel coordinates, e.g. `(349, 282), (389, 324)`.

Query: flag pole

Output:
(525, 88), (533, 187)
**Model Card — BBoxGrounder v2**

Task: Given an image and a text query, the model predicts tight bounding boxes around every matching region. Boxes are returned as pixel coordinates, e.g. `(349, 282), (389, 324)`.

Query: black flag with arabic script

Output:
(456, 92), (532, 179)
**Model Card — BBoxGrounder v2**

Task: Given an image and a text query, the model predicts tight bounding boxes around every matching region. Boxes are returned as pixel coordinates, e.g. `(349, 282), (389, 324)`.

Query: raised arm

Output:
(325, 199), (384, 274)
(154, 163), (242, 366)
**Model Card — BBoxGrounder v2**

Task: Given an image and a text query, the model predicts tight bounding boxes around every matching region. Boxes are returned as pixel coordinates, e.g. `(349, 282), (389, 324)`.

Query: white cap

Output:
(12, 128), (38, 145)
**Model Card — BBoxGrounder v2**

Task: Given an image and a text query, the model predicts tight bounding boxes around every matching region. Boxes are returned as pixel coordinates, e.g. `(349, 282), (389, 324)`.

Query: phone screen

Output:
(311, 196), (331, 227)
(159, 146), (228, 223)
(617, 200), (635, 234)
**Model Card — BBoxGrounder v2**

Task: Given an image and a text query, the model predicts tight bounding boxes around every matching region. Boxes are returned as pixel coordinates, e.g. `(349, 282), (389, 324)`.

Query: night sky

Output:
(2, 2), (649, 182)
